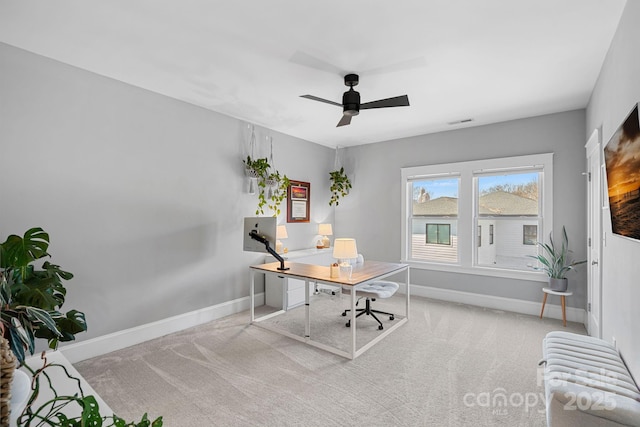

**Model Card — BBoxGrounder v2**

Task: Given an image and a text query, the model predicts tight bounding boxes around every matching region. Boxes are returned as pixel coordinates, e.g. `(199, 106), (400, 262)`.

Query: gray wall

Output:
(586, 0), (640, 378)
(339, 110), (588, 307)
(0, 42), (334, 342)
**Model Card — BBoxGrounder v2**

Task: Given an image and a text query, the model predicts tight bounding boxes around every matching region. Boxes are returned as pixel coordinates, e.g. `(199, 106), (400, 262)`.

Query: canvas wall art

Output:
(603, 103), (640, 242)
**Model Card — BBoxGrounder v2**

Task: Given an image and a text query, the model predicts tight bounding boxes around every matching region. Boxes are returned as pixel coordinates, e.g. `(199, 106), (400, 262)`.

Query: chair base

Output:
(342, 298), (394, 330)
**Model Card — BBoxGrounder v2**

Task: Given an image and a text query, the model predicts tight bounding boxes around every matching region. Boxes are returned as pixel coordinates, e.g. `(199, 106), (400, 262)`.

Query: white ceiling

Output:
(0, 0), (627, 148)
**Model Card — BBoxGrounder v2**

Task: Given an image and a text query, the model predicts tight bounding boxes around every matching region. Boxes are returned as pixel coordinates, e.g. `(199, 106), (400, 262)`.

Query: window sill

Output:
(402, 260), (548, 282)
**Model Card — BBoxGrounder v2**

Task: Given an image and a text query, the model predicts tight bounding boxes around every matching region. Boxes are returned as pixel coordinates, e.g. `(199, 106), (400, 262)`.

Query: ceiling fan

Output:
(300, 74), (410, 127)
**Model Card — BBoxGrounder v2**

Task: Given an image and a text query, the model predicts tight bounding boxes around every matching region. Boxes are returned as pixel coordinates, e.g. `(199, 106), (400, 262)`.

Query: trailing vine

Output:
(329, 167), (352, 206)
(244, 156), (289, 216)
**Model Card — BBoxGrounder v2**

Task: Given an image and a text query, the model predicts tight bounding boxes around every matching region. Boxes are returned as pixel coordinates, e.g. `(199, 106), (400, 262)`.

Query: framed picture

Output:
(287, 180), (310, 223)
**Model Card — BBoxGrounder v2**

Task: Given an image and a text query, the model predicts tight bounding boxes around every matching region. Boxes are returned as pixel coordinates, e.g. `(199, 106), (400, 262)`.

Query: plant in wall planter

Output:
(528, 226), (586, 291)
(329, 167), (352, 206)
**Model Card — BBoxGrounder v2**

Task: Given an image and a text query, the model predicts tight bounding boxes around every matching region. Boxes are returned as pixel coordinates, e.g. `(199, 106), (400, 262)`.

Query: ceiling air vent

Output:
(447, 118), (474, 125)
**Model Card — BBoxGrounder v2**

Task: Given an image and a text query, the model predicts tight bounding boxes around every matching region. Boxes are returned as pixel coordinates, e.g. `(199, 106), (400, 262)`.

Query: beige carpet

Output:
(75, 294), (585, 426)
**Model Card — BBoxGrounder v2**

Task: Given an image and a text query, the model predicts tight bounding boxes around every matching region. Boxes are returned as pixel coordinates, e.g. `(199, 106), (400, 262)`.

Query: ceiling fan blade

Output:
(300, 95), (342, 107)
(360, 95), (410, 110)
(337, 114), (352, 127)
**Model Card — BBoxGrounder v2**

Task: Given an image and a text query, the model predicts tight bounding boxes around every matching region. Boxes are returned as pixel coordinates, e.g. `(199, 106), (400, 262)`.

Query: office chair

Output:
(342, 280), (399, 330)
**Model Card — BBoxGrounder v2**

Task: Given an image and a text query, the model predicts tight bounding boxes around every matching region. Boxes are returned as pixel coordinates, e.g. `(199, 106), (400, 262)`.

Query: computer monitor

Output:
(243, 217), (277, 253)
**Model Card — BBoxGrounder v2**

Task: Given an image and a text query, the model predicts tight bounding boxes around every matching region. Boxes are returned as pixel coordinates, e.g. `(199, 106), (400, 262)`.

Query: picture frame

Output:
(287, 180), (310, 223)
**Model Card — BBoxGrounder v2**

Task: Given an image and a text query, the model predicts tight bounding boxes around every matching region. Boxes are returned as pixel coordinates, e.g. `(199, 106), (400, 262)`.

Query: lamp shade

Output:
(333, 238), (358, 260)
(276, 225), (288, 239)
(318, 223), (333, 236)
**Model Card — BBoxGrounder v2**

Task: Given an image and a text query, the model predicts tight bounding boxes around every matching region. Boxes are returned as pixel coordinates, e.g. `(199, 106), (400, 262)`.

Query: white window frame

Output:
(401, 153), (553, 282)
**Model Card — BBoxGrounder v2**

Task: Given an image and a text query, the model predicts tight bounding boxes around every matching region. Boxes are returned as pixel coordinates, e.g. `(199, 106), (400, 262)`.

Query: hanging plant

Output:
(243, 156), (289, 216)
(267, 171), (290, 217)
(329, 167), (352, 206)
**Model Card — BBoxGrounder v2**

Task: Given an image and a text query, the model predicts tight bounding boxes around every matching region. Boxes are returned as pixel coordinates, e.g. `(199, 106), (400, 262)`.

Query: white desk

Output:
(264, 248), (335, 309)
(250, 260), (410, 359)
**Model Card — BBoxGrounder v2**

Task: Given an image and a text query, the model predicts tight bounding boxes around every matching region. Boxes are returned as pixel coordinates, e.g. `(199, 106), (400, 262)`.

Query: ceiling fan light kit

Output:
(301, 74), (410, 127)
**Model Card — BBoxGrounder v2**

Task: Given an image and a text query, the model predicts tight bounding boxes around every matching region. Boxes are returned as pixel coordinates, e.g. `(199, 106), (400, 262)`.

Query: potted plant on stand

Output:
(528, 226), (586, 291)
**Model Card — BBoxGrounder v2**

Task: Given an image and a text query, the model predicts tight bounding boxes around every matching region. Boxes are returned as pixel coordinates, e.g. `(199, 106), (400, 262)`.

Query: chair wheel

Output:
(346, 321), (351, 327)
(378, 325), (384, 330)
(342, 311), (347, 317)
(390, 315), (394, 320)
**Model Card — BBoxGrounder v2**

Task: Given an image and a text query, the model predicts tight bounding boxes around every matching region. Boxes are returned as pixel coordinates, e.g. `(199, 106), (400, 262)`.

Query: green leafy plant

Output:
(266, 171), (290, 217)
(528, 226), (586, 278)
(0, 228), (87, 365)
(244, 156), (289, 216)
(329, 167), (352, 206)
(19, 354), (163, 426)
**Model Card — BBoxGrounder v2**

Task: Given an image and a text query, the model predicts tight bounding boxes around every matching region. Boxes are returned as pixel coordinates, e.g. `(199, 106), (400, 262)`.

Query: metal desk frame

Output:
(250, 260), (410, 359)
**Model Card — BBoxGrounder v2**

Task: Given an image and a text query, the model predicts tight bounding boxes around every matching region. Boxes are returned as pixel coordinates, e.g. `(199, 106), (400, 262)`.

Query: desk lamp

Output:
(318, 223), (333, 248)
(332, 238), (358, 279)
(275, 225), (288, 254)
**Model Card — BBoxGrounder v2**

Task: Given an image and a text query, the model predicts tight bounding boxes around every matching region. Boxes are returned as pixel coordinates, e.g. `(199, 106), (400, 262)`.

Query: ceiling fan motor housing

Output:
(342, 88), (360, 116)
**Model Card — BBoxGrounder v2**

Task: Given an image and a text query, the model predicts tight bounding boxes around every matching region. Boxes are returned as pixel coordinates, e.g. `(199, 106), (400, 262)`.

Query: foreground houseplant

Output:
(0, 227), (87, 365)
(19, 353), (162, 426)
(1, 227), (162, 425)
(528, 226), (586, 291)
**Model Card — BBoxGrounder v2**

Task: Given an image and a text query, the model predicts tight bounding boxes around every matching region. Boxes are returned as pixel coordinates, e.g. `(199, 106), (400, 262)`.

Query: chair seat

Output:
(357, 280), (399, 299)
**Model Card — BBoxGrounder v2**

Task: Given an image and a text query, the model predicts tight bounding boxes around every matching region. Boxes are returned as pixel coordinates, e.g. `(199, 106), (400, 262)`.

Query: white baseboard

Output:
(404, 284), (585, 325)
(60, 293), (265, 364)
(61, 284), (585, 364)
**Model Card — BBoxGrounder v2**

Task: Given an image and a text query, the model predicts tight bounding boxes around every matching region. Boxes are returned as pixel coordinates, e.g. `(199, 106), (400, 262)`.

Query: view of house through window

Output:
(476, 172), (541, 270)
(402, 153), (553, 278)
(410, 177), (459, 263)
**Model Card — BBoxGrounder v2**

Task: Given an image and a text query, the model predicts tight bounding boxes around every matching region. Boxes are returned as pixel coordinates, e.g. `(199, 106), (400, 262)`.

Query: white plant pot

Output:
(9, 369), (30, 427)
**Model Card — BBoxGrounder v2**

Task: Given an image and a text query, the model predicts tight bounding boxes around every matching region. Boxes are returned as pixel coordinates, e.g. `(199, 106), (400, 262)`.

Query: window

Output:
(523, 225), (537, 245)
(401, 153), (553, 280)
(476, 171), (541, 270)
(426, 224), (451, 245)
(408, 176), (459, 263)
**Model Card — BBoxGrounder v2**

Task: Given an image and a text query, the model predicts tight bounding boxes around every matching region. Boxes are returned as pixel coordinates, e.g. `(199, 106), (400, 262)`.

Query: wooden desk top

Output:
(250, 260), (408, 287)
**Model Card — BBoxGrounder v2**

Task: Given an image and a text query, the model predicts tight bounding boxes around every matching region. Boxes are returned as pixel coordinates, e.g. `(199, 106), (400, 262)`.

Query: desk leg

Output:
(350, 287), (357, 358)
(250, 270), (255, 323)
(305, 279), (310, 339)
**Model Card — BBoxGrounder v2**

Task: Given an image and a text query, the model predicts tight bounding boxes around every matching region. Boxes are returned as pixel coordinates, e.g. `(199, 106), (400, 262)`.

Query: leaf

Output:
(25, 306), (63, 337)
(8, 324), (27, 363)
(80, 395), (103, 426)
(0, 227), (50, 269)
